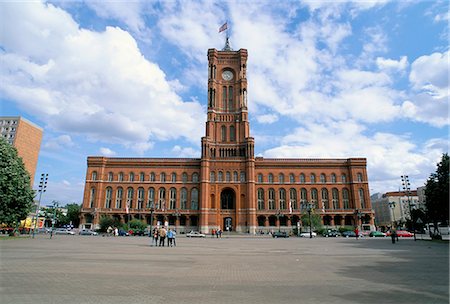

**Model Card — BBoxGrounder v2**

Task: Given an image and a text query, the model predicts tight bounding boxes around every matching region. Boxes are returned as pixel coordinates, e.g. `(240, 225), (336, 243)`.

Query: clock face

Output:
(222, 70), (233, 81)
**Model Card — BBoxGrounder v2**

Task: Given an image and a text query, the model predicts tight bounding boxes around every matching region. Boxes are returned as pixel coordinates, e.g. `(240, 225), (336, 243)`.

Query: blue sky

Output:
(1, 0), (448, 206)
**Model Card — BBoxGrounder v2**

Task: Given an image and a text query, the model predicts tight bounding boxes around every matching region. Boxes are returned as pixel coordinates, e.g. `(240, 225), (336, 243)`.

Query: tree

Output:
(99, 216), (120, 232)
(300, 213), (322, 231)
(424, 153), (449, 233)
(0, 138), (34, 231)
(65, 203), (81, 227)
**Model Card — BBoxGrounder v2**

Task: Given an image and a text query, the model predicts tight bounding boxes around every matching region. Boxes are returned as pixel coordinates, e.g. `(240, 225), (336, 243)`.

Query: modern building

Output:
(80, 43), (375, 233)
(0, 116), (43, 183)
(372, 190), (419, 231)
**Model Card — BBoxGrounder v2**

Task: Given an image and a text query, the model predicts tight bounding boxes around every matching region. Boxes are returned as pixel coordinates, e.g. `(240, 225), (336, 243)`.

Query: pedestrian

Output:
(212, 229), (216, 238)
(172, 229), (177, 247)
(159, 227), (166, 247)
(167, 229), (174, 247)
(390, 229), (396, 244)
(354, 226), (359, 240)
(216, 228), (219, 238)
(107, 226), (112, 236)
(151, 228), (159, 246)
(218, 228), (222, 238)
(114, 227), (118, 237)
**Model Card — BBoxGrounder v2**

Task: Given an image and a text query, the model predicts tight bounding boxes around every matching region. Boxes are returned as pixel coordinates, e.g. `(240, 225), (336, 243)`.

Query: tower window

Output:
(221, 125), (226, 141)
(230, 126), (235, 141)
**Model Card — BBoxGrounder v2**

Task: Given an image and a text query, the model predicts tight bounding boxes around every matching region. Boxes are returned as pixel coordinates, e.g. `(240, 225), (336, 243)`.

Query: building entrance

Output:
(224, 217), (232, 231)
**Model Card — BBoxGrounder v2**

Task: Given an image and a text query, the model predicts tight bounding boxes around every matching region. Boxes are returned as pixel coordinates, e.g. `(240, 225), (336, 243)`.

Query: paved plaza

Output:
(1, 234), (448, 304)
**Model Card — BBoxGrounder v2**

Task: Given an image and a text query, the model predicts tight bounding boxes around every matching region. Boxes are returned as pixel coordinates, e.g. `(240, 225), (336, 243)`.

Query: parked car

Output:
(299, 231), (317, 237)
(118, 229), (129, 236)
(79, 229), (98, 236)
(322, 229), (340, 237)
(272, 231), (289, 238)
(396, 230), (414, 238)
(341, 231), (356, 238)
(54, 228), (75, 235)
(186, 231), (206, 238)
(369, 231), (386, 237)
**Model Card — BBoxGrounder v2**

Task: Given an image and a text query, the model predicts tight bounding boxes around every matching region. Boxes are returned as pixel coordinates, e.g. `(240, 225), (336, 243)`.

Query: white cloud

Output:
(171, 145), (200, 158)
(43, 134), (75, 150)
(376, 56), (408, 72)
(256, 114), (278, 124)
(99, 147), (116, 156)
(0, 1), (204, 152)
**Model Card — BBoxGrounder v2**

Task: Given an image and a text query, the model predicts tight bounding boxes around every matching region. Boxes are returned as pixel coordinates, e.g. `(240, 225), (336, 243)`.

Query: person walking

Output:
(172, 230), (177, 247)
(354, 227), (359, 240)
(151, 228), (159, 246)
(167, 229), (174, 247)
(390, 229), (396, 244)
(159, 227), (166, 247)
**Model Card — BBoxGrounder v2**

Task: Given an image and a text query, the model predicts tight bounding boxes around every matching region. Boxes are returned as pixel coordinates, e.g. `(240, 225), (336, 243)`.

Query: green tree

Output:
(0, 138), (34, 231)
(99, 216), (120, 232)
(424, 153), (449, 233)
(65, 203), (81, 227)
(300, 213), (322, 231)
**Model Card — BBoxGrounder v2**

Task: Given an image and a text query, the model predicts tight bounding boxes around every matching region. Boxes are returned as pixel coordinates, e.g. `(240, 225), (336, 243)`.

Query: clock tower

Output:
(199, 42), (256, 233)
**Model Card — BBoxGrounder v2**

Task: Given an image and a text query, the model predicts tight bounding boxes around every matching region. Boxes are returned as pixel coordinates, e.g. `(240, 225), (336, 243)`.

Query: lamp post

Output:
(401, 175), (416, 241)
(148, 203), (155, 236)
(275, 210), (283, 232)
(50, 201), (58, 239)
(32, 173), (48, 238)
(355, 209), (362, 229)
(302, 202), (314, 238)
(388, 201), (396, 229)
(173, 209), (181, 233)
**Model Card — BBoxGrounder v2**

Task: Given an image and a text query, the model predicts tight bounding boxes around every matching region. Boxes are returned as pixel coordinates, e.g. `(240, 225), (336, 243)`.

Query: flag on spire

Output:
(219, 22), (228, 33)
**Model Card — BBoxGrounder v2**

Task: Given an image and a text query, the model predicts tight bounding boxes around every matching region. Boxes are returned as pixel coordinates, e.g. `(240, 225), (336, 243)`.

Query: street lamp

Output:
(301, 202), (314, 238)
(388, 201), (396, 229)
(32, 173), (48, 238)
(355, 209), (362, 229)
(401, 175), (416, 241)
(148, 202), (155, 236)
(50, 201), (59, 239)
(275, 210), (283, 232)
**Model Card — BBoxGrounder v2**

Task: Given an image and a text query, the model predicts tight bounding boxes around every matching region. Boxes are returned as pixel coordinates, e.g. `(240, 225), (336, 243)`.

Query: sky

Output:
(1, 0), (448, 206)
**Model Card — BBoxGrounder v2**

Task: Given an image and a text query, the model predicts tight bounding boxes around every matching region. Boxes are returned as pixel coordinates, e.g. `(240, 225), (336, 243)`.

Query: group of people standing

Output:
(211, 228), (222, 238)
(151, 227), (176, 247)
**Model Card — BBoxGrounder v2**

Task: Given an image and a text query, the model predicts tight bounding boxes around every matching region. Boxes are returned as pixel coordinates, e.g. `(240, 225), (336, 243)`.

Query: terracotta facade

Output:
(80, 46), (375, 233)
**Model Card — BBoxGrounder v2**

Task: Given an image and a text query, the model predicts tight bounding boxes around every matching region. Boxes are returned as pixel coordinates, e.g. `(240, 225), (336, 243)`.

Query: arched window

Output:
(289, 174), (295, 183)
(300, 174), (305, 183)
(108, 172), (113, 182)
(158, 188), (166, 210)
(331, 173), (336, 183)
(311, 188), (318, 208)
(279, 173), (284, 184)
(150, 172), (155, 182)
(192, 173), (199, 183)
(226, 171), (231, 182)
(218, 171), (223, 182)
(320, 174), (326, 183)
(268, 173), (274, 184)
(240, 172), (246, 182)
(137, 187), (144, 209)
(160, 173), (166, 182)
(221, 125), (227, 141)
(180, 188), (188, 209)
(129, 172), (134, 182)
(180, 188), (187, 210)
(191, 188), (199, 210)
(357, 173), (363, 182)
(230, 126), (235, 141)
(332, 188), (339, 209)
(310, 174), (316, 184)
(105, 187), (112, 208)
(343, 188), (350, 209)
(290, 188), (297, 210)
(182, 172), (188, 183)
(268, 189), (275, 210)
(228, 86), (233, 110)
(140, 172), (145, 182)
(118, 172), (124, 182)
(279, 188), (286, 209)
(359, 188), (365, 208)
(171, 173), (177, 183)
(257, 174), (263, 183)
(341, 174), (347, 183)
(257, 188), (265, 210)
(222, 86), (227, 110)
(147, 188), (155, 209)
(169, 188), (177, 209)
(233, 171), (238, 182)
(126, 187), (134, 209)
(92, 171), (97, 181)
(321, 188), (329, 209)
(300, 188), (307, 205)
(116, 187), (123, 208)
(89, 188), (96, 208)
(210, 171), (215, 182)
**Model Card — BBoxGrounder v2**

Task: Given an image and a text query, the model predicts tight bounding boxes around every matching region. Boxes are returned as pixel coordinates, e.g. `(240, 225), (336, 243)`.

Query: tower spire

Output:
(222, 36), (232, 51)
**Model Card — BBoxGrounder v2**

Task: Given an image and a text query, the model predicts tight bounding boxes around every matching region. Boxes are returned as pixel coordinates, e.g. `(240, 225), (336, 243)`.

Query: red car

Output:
(386, 230), (414, 237)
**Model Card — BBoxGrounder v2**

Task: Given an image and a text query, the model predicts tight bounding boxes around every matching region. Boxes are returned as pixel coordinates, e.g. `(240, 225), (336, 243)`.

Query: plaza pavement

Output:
(0, 234), (448, 304)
